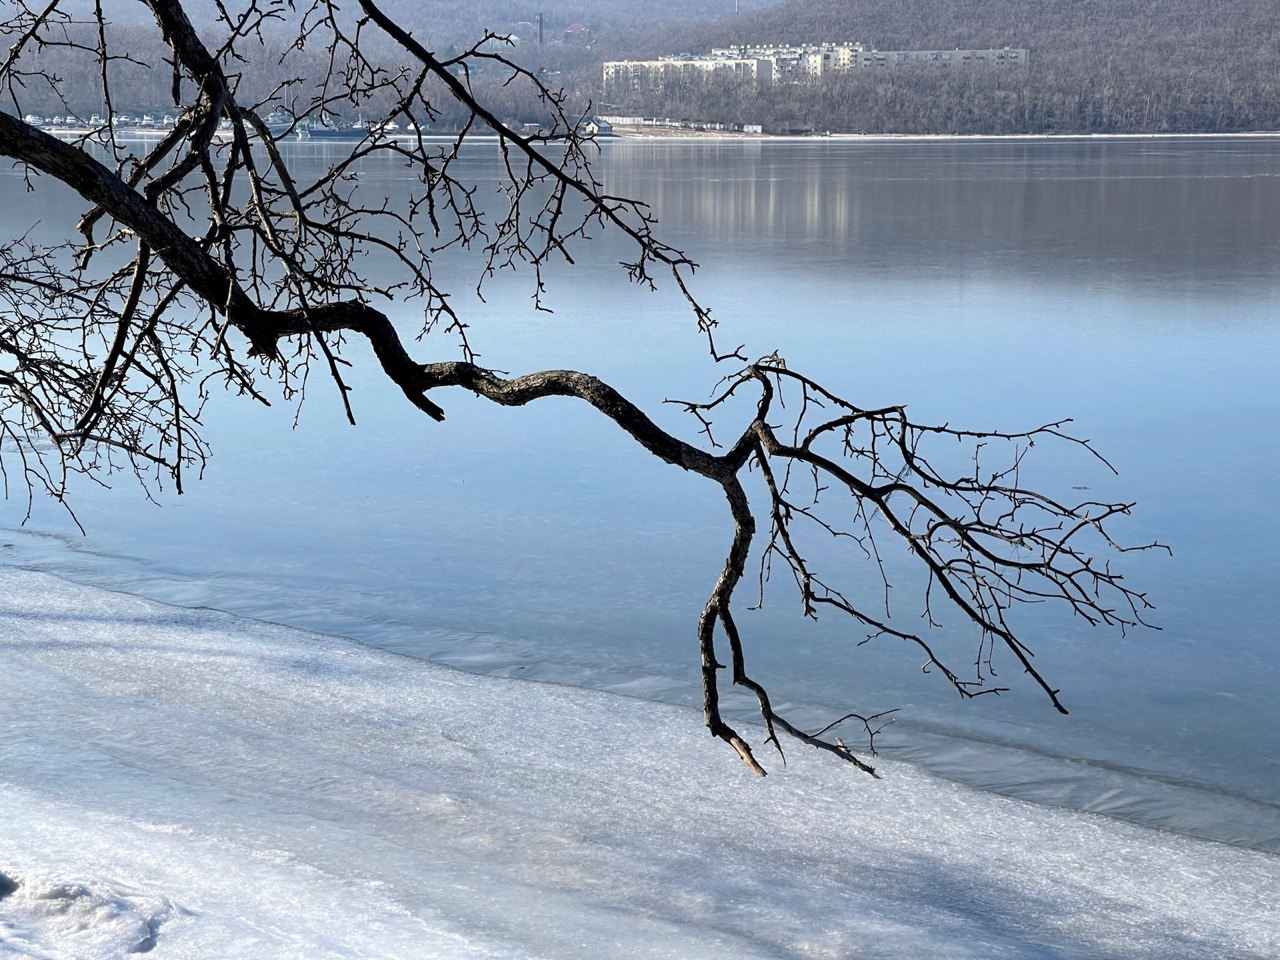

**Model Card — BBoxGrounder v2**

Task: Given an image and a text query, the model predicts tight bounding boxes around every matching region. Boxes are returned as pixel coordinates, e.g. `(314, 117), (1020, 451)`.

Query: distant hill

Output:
(11, 0), (1276, 133)
(391, 0), (776, 39)
(604, 0), (1280, 133)
(632, 0), (1277, 55)
(83, 0), (780, 45)
(364, 0), (781, 53)
(4, 0), (783, 118)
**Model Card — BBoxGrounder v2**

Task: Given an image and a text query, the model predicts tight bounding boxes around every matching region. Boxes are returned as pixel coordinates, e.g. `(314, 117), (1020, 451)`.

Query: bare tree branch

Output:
(0, 0), (1161, 775)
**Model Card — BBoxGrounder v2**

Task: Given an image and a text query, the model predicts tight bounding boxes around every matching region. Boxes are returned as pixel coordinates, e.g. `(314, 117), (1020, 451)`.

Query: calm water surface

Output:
(3, 137), (1278, 851)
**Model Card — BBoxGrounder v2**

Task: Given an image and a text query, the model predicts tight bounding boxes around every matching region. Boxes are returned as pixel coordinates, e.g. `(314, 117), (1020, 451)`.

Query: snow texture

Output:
(0, 568), (1276, 959)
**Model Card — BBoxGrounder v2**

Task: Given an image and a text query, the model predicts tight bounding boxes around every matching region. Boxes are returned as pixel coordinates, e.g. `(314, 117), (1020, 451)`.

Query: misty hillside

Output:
(387, 0), (774, 36)
(4, 0), (781, 118)
(86, 0), (780, 45)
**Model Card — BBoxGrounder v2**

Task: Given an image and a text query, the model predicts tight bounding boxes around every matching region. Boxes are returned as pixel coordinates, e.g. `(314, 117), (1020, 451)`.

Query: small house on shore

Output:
(578, 117), (614, 138)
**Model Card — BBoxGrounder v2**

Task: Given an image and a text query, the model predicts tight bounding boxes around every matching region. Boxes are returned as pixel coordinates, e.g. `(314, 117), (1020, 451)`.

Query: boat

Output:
(304, 115), (367, 140)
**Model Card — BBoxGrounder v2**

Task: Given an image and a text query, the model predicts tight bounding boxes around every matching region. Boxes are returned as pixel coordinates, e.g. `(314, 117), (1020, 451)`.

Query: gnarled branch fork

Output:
(0, 0), (1159, 774)
(410, 361), (1159, 774)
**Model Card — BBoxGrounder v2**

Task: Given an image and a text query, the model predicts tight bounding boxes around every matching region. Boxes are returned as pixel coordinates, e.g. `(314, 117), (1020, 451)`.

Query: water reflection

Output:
(598, 138), (1280, 301)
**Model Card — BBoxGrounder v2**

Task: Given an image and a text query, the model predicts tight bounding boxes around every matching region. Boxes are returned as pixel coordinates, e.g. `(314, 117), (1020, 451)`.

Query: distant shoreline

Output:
(609, 125), (1280, 142)
(41, 124), (1280, 146)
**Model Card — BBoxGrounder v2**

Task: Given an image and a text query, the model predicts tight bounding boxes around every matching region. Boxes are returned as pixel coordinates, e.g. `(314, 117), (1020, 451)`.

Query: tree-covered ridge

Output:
(642, 0), (1274, 52)
(611, 0), (1280, 133)
(56, 0), (779, 41)
(8, 0), (1276, 132)
(0, 0), (777, 120)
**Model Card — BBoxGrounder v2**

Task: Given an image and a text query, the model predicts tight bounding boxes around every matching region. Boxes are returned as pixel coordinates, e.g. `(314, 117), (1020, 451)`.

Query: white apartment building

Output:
(602, 56), (775, 91)
(605, 43), (1028, 90)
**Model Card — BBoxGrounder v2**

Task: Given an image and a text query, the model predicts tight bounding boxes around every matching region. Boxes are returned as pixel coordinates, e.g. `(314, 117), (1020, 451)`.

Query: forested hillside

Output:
(4, 0), (776, 119)
(75, 0), (772, 33)
(606, 0), (1280, 133)
(9, 0), (1278, 133)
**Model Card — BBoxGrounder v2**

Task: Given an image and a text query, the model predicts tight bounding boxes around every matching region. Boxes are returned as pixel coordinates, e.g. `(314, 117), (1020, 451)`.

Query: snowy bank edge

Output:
(0, 566), (1277, 960)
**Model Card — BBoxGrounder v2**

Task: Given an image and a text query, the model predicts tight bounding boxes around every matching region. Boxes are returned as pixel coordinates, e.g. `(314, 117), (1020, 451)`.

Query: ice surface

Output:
(0, 871), (174, 958)
(0, 568), (1276, 959)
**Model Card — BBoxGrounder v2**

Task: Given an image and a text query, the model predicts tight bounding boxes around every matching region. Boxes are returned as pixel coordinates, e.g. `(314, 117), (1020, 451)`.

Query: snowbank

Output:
(0, 568), (1275, 959)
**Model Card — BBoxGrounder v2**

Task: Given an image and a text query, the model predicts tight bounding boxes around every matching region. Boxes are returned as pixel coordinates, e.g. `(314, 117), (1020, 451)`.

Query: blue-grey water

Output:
(3, 136), (1278, 852)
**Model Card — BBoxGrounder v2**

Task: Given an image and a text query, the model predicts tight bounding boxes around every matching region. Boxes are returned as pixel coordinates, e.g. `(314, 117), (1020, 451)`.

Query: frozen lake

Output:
(3, 136), (1278, 851)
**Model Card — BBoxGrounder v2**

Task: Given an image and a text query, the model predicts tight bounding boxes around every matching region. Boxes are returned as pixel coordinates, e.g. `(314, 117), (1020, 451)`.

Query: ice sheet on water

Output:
(0, 568), (1276, 959)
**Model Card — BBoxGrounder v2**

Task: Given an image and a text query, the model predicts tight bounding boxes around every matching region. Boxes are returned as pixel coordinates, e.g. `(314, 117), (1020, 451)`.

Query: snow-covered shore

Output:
(1, 568), (1276, 959)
